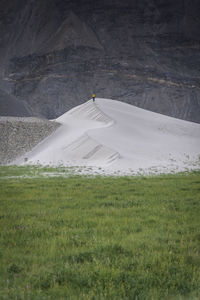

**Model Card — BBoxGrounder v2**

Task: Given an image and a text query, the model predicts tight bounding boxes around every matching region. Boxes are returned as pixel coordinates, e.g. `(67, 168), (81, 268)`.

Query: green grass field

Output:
(0, 166), (200, 299)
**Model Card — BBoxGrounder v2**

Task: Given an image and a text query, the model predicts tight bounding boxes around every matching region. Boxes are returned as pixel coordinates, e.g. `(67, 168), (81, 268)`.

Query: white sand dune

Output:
(17, 98), (200, 175)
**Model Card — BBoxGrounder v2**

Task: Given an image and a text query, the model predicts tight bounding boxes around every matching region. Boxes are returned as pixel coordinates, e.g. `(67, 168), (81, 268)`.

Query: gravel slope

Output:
(0, 117), (60, 165)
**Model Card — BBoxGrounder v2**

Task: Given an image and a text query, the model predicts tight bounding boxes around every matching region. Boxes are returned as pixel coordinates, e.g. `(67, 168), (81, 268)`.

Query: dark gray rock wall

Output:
(0, 0), (200, 122)
(0, 88), (32, 117)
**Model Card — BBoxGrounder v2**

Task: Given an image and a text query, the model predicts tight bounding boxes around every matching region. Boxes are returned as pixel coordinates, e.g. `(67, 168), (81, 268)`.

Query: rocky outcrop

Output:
(0, 88), (32, 117)
(0, 0), (200, 122)
(0, 117), (60, 164)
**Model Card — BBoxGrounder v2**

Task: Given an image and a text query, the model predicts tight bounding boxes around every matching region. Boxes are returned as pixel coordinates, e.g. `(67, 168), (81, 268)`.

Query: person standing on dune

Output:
(92, 93), (96, 102)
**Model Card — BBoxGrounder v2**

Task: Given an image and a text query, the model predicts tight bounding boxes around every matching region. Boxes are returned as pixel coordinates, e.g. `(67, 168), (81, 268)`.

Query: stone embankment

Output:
(0, 117), (60, 165)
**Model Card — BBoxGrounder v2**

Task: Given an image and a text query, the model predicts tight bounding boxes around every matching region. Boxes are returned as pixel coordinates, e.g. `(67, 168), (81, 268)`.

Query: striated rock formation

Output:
(0, 0), (200, 122)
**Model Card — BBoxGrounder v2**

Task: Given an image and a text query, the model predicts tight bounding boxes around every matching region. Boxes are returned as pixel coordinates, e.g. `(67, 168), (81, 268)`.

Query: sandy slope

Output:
(17, 98), (200, 175)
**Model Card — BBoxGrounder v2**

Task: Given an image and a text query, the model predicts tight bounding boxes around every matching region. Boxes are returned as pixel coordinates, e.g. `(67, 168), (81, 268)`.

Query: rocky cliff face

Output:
(0, 0), (200, 122)
(0, 88), (32, 116)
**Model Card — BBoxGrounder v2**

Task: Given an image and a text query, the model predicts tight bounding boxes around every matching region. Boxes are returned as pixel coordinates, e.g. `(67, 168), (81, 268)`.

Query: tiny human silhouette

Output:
(92, 93), (96, 102)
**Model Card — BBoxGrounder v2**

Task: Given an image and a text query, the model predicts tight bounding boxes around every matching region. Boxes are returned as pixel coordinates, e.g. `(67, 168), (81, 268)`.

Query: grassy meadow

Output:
(0, 166), (200, 299)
